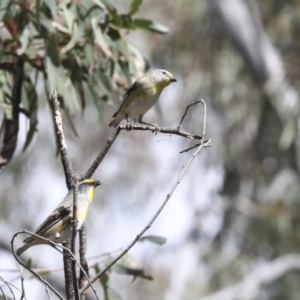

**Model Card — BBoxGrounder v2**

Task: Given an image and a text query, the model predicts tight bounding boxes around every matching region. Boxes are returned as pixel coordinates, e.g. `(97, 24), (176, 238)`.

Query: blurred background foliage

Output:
(1, 0), (300, 299)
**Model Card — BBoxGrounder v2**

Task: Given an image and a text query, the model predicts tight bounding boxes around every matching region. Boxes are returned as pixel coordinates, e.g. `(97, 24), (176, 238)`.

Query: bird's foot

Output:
(126, 123), (133, 131)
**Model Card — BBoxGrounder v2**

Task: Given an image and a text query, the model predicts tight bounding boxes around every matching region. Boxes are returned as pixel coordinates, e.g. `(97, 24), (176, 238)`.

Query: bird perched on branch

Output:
(109, 69), (177, 127)
(17, 179), (101, 255)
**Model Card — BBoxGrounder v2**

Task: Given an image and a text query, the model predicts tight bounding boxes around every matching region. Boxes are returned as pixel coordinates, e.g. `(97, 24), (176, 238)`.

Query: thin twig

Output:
(0, 284), (8, 300)
(177, 100), (202, 129)
(119, 124), (203, 140)
(43, 276), (52, 300)
(20, 274), (25, 300)
(84, 101), (206, 180)
(12, 231), (98, 300)
(0, 276), (18, 300)
(83, 128), (121, 179)
(180, 141), (211, 153)
(80, 99), (209, 295)
(49, 90), (75, 190)
(10, 232), (65, 300)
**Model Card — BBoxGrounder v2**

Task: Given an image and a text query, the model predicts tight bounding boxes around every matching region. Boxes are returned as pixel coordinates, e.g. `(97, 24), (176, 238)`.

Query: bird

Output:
(17, 179), (101, 255)
(109, 69), (177, 127)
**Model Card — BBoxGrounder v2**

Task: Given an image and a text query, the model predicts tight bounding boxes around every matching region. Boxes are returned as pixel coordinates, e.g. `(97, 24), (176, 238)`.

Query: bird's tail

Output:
(109, 113), (124, 127)
(17, 236), (44, 255)
(17, 243), (32, 256)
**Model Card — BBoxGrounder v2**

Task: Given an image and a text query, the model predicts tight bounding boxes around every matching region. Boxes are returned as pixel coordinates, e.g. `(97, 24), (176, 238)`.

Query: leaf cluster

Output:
(0, 0), (168, 159)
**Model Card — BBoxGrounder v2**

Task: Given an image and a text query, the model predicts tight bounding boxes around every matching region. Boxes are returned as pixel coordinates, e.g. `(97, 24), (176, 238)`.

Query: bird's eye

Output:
(162, 71), (166, 75)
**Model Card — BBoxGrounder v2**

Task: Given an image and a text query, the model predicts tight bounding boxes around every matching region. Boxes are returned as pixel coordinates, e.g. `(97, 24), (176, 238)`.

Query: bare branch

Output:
(79, 224), (90, 300)
(80, 100), (210, 295)
(119, 124), (203, 140)
(0, 276), (18, 300)
(84, 100), (207, 180)
(20, 273), (25, 300)
(0, 284), (8, 300)
(83, 128), (121, 179)
(177, 100), (203, 129)
(71, 179), (80, 300)
(63, 239), (74, 300)
(12, 231), (97, 300)
(10, 232), (65, 300)
(43, 276), (52, 300)
(198, 254), (300, 300)
(49, 90), (75, 190)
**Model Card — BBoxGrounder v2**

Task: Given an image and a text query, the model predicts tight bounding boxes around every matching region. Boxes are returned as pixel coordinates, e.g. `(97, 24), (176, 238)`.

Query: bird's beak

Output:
(94, 180), (101, 187)
(170, 78), (177, 82)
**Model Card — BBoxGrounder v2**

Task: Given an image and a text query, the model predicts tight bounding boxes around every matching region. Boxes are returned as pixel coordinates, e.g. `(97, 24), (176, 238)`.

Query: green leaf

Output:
(111, 254), (153, 281)
(45, 35), (60, 92)
(138, 235), (167, 245)
(133, 18), (169, 34)
(17, 25), (30, 55)
(52, 21), (71, 34)
(91, 17), (112, 57)
(59, 75), (80, 113)
(129, 0), (142, 16)
(45, 35), (60, 66)
(45, 57), (60, 93)
(61, 21), (84, 53)
(0, 71), (13, 120)
(22, 76), (38, 151)
(95, 265), (110, 300)
(0, 295), (14, 300)
(64, 108), (80, 138)
(98, 71), (111, 91)
(59, 2), (76, 31)
(43, 0), (57, 17)
(92, 0), (106, 10)
(107, 28), (130, 59)
(0, 0), (11, 20)
(107, 287), (123, 300)
(109, 13), (121, 27)
(36, 0), (41, 29)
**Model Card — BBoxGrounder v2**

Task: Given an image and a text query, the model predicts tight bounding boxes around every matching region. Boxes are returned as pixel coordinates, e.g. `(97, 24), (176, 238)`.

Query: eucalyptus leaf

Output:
(0, 0), (11, 20)
(91, 17), (112, 57)
(95, 265), (110, 300)
(43, 0), (57, 17)
(17, 25), (30, 55)
(58, 75), (79, 113)
(107, 287), (123, 300)
(133, 18), (169, 34)
(59, 2), (76, 31)
(62, 22), (84, 53)
(22, 77), (38, 151)
(111, 254), (153, 281)
(0, 71), (13, 120)
(45, 56), (60, 93)
(0, 296), (14, 300)
(36, 0), (41, 29)
(129, 0), (143, 16)
(138, 235), (167, 245)
(92, 0), (106, 10)
(63, 108), (80, 138)
(51, 21), (71, 34)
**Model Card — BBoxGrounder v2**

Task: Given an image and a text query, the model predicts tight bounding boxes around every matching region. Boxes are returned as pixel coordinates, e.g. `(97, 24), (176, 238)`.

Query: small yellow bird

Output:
(109, 69), (177, 127)
(17, 179), (101, 255)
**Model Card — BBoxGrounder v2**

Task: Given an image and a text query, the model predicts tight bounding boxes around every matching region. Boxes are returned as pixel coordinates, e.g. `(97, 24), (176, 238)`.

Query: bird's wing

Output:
(112, 80), (140, 117)
(23, 206), (72, 243)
